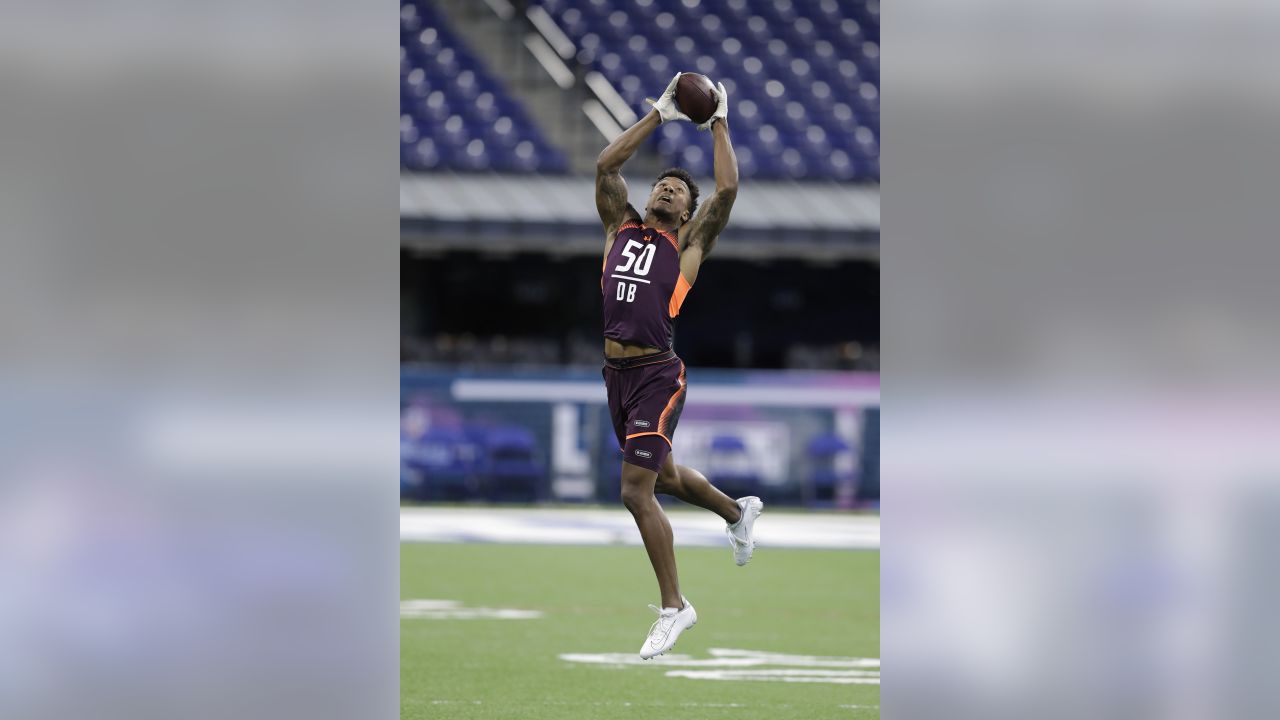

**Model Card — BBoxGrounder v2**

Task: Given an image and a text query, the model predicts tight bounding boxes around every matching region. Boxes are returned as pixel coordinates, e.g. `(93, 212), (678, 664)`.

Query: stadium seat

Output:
(401, 1), (567, 173)
(479, 426), (546, 502)
(705, 434), (762, 499)
(806, 431), (851, 507)
(403, 427), (477, 501)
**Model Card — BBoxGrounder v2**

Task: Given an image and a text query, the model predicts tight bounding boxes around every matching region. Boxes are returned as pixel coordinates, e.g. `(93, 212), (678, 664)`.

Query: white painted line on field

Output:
(667, 669), (880, 684)
(401, 506), (880, 550)
(400, 599), (542, 620)
(559, 649), (878, 669)
(708, 648), (881, 667)
(559, 647), (881, 686)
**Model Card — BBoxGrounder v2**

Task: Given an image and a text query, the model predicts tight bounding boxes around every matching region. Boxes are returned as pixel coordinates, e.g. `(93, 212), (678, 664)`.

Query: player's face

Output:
(648, 177), (691, 224)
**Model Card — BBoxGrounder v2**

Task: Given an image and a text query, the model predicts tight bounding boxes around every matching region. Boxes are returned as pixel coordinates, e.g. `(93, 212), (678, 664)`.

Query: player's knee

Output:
(620, 484), (651, 513)
(620, 466), (656, 512)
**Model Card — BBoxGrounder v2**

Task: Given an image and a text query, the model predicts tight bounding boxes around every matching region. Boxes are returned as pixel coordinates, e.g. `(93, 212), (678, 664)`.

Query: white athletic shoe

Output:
(726, 496), (764, 566)
(639, 595), (697, 659)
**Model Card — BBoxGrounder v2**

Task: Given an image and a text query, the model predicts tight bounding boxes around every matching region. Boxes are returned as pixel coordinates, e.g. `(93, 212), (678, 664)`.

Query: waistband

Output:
(603, 349), (677, 370)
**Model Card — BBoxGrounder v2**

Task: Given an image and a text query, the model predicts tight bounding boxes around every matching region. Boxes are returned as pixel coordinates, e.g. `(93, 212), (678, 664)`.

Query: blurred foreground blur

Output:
(887, 1), (1280, 719)
(0, 1), (397, 718)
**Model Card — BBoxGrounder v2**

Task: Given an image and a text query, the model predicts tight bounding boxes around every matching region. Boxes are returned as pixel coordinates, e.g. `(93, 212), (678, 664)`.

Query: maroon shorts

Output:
(602, 350), (687, 473)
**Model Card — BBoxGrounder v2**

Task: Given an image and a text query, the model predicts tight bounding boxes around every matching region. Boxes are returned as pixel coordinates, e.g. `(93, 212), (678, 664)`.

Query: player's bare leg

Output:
(620, 460), (682, 609)
(655, 454), (741, 524)
(622, 459), (698, 658)
(656, 453), (763, 566)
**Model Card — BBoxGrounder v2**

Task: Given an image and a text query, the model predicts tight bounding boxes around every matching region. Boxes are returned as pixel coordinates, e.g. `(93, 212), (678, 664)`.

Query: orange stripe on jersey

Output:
(624, 431), (673, 448)
(657, 363), (687, 436)
(668, 272), (693, 318)
(618, 221), (642, 233)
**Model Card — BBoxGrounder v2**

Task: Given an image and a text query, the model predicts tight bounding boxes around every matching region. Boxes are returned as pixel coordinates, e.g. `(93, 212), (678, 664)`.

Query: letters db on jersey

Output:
(602, 223), (693, 350)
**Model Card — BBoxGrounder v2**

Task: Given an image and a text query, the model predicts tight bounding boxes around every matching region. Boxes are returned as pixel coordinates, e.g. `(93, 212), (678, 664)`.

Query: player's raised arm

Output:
(680, 83), (737, 283)
(594, 111), (653, 240)
(597, 74), (692, 243)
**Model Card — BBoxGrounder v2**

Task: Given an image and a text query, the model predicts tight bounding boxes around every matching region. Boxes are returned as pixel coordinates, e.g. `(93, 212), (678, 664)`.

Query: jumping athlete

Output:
(596, 73), (764, 659)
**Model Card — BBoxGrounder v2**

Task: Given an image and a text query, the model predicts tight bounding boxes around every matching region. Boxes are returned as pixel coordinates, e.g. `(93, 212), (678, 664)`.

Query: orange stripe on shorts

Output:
(625, 431), (672, 448)
(657, 363), (687, 436)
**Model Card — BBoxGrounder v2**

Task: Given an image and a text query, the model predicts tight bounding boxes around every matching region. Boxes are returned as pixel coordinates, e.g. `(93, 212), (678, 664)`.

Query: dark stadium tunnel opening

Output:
(401, 249), (878, 371)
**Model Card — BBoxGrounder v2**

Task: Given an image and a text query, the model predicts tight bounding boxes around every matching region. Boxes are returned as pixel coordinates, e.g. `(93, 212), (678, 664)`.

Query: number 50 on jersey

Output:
(613, 239), (655, 304)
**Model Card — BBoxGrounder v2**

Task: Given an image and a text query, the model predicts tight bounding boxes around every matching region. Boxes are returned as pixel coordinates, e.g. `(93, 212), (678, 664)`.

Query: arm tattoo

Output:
(595, 171), (630, 231)
(690, 188), (737, 255)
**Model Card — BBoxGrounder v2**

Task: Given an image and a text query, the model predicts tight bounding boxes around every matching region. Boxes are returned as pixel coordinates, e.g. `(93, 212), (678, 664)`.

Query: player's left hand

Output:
(697, 82), (729, 131)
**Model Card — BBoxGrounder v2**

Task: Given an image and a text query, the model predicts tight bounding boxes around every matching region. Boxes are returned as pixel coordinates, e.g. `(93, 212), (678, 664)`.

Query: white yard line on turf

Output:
(559, 647), (881, 686)
(666, 669), (880, 684)
(401, 599), (542, 619)
(400, 506), (879, 550)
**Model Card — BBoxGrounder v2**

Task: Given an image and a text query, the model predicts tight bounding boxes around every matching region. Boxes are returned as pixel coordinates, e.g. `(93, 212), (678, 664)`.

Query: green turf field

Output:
(401, 542), (879, 719)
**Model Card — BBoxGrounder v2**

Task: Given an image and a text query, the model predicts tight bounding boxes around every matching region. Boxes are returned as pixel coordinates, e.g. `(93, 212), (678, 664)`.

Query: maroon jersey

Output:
(601, 221), (692, 349)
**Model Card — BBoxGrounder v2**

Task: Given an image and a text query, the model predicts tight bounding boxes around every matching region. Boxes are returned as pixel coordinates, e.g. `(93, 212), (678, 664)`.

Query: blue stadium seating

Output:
(402, 0), (879, 181)
(402, 426), (477, 501)
(401, 1), (568, 173)
(806, 431), (850, 506)
(706, 434), (763, 499)
(480, 426), (546, 501)
(531, 0), (879, 181)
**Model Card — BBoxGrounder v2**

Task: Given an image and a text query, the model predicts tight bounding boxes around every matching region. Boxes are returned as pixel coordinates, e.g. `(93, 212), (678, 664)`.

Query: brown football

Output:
(674, 73), (718, 125)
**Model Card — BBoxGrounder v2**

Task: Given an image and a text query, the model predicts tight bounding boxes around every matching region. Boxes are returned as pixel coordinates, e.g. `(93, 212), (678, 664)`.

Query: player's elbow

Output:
(717, 182), (739, 201)
(596, 151), (621, 175)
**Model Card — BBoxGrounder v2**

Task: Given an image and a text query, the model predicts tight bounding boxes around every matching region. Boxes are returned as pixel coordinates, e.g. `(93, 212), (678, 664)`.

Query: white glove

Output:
(697, 82), (729, 131)
(646, 73), (692, 124)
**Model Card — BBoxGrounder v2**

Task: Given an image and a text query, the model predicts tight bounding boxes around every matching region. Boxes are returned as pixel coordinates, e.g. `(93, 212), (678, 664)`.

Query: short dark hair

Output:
(653, 167), (699, 218)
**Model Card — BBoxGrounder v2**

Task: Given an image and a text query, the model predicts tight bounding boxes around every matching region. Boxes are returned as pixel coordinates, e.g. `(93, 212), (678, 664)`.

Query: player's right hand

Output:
(646, 73), (692, 124)
(697, 81), (729, 131)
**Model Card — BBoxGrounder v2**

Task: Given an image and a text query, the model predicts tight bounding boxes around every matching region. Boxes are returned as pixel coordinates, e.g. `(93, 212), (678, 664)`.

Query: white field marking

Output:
(401, 599), (542, 620)
(559, 647), (881, 685)
(667, 669), (880, 685)
(558, 649), (879, 669)
(840, 705), (881, 710)
(401, 506), (880, 550)
(708, 647), (881, 667)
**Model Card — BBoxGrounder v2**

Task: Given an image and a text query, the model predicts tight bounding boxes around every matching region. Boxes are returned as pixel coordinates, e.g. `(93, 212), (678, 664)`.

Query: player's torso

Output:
(601, 222), (686, 349)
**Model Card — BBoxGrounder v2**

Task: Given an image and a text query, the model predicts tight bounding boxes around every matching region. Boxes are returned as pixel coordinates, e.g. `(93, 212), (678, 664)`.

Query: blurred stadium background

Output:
(401, 0), (880, 510)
